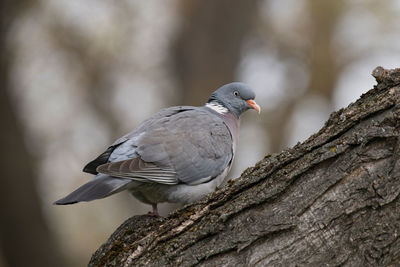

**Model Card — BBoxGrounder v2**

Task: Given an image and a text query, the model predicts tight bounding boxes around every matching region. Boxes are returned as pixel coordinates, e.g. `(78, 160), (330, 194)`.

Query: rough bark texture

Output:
(90, 66), (400, 267)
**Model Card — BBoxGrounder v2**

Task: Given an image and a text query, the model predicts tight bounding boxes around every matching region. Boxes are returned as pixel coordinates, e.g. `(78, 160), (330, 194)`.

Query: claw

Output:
(147, 203), (159, 217)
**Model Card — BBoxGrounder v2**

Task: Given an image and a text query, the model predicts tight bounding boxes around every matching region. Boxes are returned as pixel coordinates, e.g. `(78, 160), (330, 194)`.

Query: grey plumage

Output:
(53, 174), (132, 204)
(54, 82), (260, 215)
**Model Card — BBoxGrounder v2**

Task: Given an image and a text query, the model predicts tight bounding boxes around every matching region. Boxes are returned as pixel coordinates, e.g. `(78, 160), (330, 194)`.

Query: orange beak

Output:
(246, 100), (261, 114)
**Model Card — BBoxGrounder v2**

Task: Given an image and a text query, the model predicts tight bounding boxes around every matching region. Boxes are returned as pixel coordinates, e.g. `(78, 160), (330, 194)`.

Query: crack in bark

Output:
(124, 206), (210, 265)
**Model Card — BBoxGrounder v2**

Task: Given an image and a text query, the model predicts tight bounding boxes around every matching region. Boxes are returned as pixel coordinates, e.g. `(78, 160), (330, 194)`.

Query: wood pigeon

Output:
(54, 82), (260, 216)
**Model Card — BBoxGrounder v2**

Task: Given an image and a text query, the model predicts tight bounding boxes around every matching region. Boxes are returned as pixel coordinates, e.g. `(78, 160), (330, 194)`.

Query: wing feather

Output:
(134, 108), (233, 184)
(89, 106), (233, 186)
(97, 158), (178, 185)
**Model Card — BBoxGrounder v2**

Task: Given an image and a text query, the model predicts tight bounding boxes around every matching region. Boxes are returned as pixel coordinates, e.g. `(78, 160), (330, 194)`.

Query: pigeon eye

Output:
(233, 91), (239, 96)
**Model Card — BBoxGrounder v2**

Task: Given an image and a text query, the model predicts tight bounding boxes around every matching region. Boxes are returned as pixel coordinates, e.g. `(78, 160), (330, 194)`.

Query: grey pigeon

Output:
(54, 82), (260, 216)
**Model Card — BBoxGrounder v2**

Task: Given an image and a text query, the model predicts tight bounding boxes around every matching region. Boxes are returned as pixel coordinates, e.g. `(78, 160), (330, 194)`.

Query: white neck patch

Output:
(206, 102), (228, 114)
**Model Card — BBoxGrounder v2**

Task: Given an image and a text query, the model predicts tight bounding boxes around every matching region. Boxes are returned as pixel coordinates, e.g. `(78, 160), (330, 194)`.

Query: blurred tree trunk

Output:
(89, 67), (400, 266)
(307, 0), (344, 99)
(267, 0), (345, 152)
(172, 0), (259, 106)
(0, 1), (65, 267)
(50, 25), (123, 138)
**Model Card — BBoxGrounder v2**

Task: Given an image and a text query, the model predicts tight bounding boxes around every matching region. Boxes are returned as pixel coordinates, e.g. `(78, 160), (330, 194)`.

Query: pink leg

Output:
(147, 203), (159, 217)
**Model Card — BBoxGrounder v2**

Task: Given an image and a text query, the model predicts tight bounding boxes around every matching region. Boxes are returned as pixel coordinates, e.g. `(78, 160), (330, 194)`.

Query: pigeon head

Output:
(207, 82), (261, 118)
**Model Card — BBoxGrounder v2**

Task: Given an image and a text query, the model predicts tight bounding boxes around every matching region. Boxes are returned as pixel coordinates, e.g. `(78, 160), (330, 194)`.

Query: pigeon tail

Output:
(54, 174), (132, 205)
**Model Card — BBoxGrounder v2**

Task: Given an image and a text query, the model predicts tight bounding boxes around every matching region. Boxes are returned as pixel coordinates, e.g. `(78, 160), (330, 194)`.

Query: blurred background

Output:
(1, 0), (400, 266)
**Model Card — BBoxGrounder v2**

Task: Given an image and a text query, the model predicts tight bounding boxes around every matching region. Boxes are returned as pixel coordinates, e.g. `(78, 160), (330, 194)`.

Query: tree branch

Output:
(90, 66), (400, 266)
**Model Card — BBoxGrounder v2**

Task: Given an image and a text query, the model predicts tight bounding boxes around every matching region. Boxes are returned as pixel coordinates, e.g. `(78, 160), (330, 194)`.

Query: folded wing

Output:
(95, 107), (233, 185)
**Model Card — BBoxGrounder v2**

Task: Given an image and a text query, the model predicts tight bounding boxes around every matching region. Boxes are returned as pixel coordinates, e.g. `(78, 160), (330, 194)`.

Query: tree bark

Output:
(89, 66), (400, 266)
